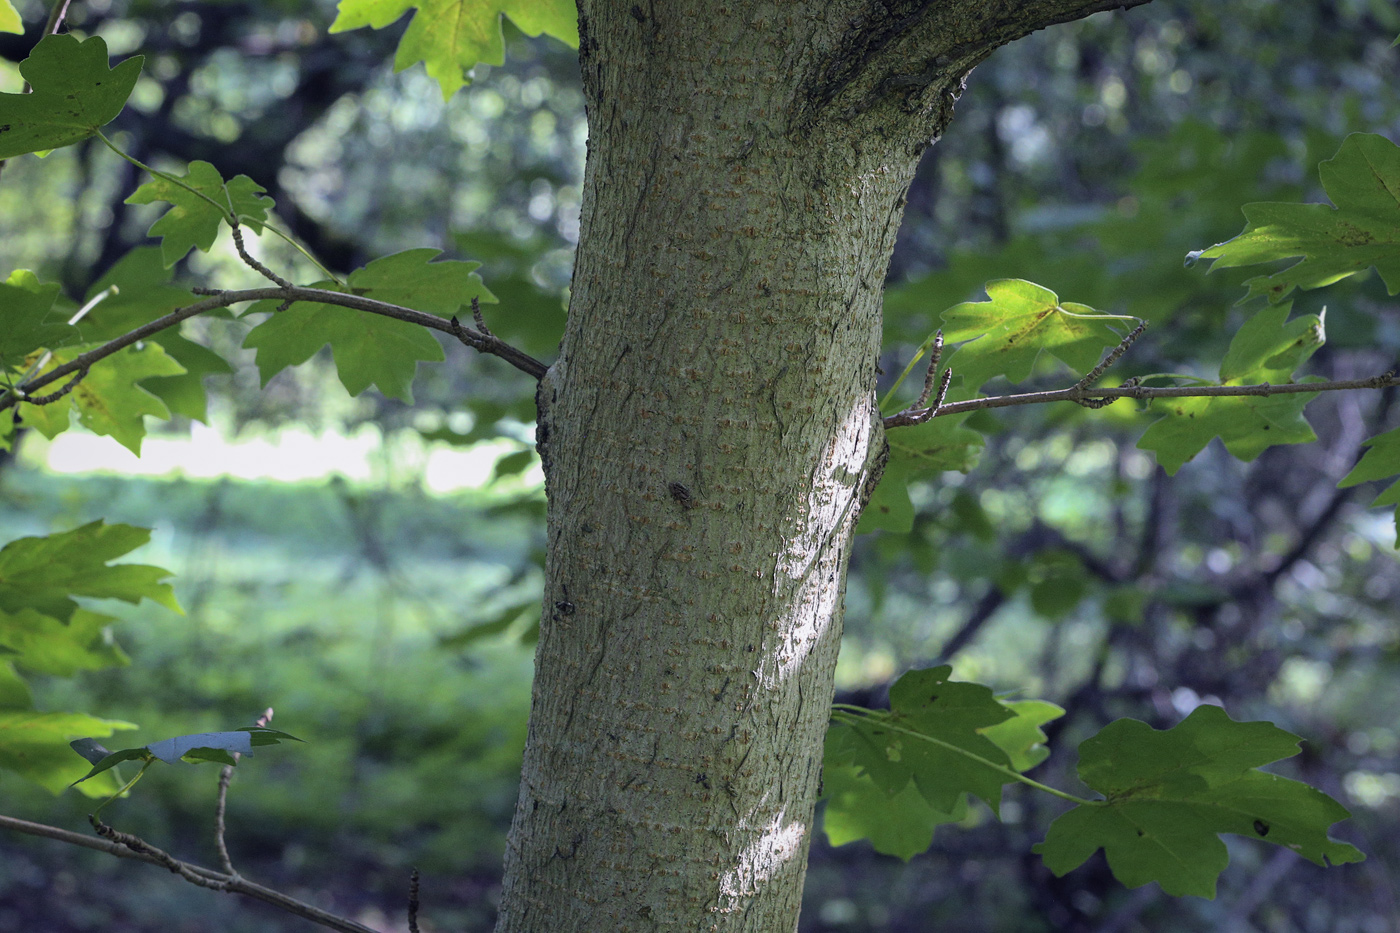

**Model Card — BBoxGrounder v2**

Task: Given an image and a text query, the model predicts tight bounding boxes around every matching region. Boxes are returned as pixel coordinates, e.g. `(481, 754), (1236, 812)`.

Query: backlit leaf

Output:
(0, 35), (143, 159)
(0, 522), (179, 622)
(0, 0), (20, 33)
(18, 343), (186, 453)
(1034, 705), (1363, 897)
(0, 607), (129, 677)
(941, 279), (1130, 392)
(0, 711), (136, 795)
(330, 0), (578, 99)
(1192, 134), (1400, 303)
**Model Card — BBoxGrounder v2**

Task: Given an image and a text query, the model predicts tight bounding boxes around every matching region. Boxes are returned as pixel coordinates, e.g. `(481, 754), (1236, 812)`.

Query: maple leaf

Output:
(242, 249), (494, 401)
(1192, 133), (1400, 304)
(0, 272), (77, 361)
(18, 343), (186, 454)
(0, 711), (136, 794)
(1138, 304), (1324, 474)
(330, 0), (578, 98)
(940, 279), (1131, 392)
(0, 0), (19, 33)
(0, 35), (143, 159)
(126, 161), (274, 267)
(1035, 704), (1363, 898)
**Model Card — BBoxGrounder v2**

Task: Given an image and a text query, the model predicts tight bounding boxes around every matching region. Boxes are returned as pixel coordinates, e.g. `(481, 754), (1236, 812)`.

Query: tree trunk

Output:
(496, 3), (1152, 930)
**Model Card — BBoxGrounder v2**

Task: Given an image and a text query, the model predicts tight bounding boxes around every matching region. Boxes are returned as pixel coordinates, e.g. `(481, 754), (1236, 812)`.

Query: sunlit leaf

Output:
(0, 35), (143, 159)
(330, 0), (579, 98)
(1192, 134), (1400, 303)
(940, 279), (1131, 392)
(821, 757), (968, 860)
(0, 0), (20, 34)
(18, 343), (186, 453)
(0, 607), (129, 677)
(1034, 705), (1363, 897)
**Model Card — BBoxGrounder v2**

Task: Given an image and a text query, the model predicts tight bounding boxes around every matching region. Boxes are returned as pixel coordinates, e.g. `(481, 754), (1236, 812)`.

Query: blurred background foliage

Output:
(2, 0), (1400, 931)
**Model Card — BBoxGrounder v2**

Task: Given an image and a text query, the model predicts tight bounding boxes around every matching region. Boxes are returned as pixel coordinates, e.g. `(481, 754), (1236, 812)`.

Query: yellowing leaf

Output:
(330, 0), (578, 98)
(0, 0), (20, 34)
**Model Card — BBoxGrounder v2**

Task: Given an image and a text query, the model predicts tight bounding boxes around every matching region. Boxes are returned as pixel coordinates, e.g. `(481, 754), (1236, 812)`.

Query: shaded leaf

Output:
(1339, 425), (1400, 546)
(0, 35), (143, 159)
(1193, 134), (1400, 303)
(821, 757), (968, 860)
(126, 161), (273, 267)
(0, 273), (77, 360)
(1034, 705), (1363, 898)
(243, 249), (493, 401)
(330, 0), (578, 99)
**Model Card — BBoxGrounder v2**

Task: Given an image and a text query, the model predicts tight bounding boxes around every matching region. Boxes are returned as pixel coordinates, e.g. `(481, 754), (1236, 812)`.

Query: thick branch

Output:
(0, 286), (548, 411)
(0, 813), (380, 933)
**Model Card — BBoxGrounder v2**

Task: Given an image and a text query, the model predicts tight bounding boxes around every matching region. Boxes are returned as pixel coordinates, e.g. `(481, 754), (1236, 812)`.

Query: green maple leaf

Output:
(330, 0), (578, 98)
(0, 0), (20, 33)
(0, 607), (129, 677)
(0, 272), (77, 360)
(18, 343), (186, 453)
(940, 279), (1131, 392)
(71, 727), (302, 784)
(1192, 133), (1400, 304)
(0, 34), (143, 159)
(1035, 705), (1363, 897)
(981, 699), (1064, 772)
(1339, 425), (1400, 545)
(1138, 304), (1324, 474)
(126, 161), (274, 267)
(82, 248), (233, 420)
(243, 249), (494, 401)
(0, 521), (180, 622)
(821, 755), (968, 860)
(0, 711), (137, 795)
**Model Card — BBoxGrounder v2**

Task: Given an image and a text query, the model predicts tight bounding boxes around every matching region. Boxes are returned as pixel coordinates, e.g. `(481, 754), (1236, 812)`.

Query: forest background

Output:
(1, 1), (1399, 931)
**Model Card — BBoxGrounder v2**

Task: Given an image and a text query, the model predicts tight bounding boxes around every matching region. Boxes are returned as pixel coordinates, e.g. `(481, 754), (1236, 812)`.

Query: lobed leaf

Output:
(0, 272), (77, 360)
(243, 249), (494, 401)
(940, 279), (1131, 393)
(1138, 304), (1324, 474)
(126, 161), (274, 267)
(18, 342), (186, 453)
(822, 666), (1064, 859)
(0, 521), (179, 622)
(330, 0), (579, 99)
(1339, 425), (1400, 545)
(0, 607), (129, 677)
(1034, 705), (1363, 897)
(0, 35), (143, 159)
(0, 0), (19, 33)
(1192, 133), (1400, 303)
(0, 711), (136, 795)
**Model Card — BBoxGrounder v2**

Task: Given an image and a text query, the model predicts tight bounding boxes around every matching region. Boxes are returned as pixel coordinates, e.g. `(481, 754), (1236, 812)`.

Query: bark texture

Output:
(496, 2), (1153, 930)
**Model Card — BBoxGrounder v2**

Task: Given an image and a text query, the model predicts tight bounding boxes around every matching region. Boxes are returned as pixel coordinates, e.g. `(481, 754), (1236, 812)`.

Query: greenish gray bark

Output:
(496, 3), (1153, 930)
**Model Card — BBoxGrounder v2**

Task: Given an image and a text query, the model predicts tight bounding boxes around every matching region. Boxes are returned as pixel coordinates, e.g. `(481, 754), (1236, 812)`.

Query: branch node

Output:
(24, 365), (88, 405)
(1074, 320), (1146, 392)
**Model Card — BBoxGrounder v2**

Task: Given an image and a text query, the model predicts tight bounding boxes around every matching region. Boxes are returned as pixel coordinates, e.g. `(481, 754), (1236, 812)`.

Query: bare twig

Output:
(1074, 321), (1146, 392)
(230, 222), (292, 289)
(0, 284), (549, 413)
(20, 365), (88, 405)
(472, 295), (492, 337)
(884, 331), (954, 429)
(216, 707), (274, 876)
(408, 868), (422, 933)
(0, 813), (381, 933)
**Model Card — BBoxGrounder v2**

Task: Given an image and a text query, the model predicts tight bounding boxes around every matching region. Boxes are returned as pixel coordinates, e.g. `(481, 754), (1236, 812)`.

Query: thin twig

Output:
(1074, 321), (1146, 391)
(408, 868), (422, 933)
(914, 330), (944, 409)
(0, 813), (382, 933)
(472, 296), (491, 337)
(883, 331), (952, 429)
(0, 285), (549, 412)
(230, 222), (292, 289)
(21, 365), (88, 405)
